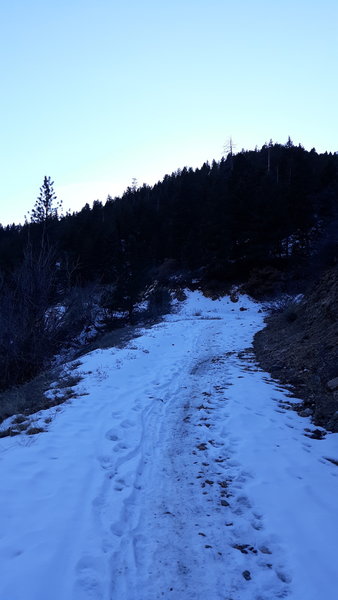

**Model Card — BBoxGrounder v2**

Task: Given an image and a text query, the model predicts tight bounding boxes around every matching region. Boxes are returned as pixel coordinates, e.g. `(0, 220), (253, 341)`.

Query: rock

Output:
(304, 428), (326, 440)
(309, 374), (321, 386)
(259, 546), (272, 554)
(242, 570), (251, 581)
(289, 376), (304, 385)
(328, 411), (338, 433)
(221, 499), (230, 507)
(327, 377), (338, 391)
(299, 408), (313, 417)
(270, 363), (283, 371)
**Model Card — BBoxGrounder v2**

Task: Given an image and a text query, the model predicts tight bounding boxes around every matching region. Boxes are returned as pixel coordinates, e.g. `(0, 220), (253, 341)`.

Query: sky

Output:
(0, 0), (337, 225)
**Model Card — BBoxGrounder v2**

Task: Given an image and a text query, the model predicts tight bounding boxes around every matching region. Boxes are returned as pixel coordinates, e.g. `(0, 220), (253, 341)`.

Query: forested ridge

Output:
(2, 140), (338, 283)
(0, 140), (337, 393)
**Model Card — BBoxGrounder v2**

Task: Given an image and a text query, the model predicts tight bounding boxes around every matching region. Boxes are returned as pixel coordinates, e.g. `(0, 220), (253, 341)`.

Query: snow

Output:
(0, 291), (337, 600)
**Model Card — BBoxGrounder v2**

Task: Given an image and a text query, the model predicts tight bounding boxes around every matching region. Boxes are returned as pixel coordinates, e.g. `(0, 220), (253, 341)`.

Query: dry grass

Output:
(67, 360), (83, 371)
(12, 415), (27, 425)
(26, 426), (46, 435)
(0, 371), (56, 424)
(88, 325), (142, 351)
(0, 427), (21, 438)
(58, 373), (83, 389)
(0, 363), (84, 429)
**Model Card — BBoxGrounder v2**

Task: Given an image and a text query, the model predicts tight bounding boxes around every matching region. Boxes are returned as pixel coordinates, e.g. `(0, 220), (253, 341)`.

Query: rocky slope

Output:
(254, 266), (338, 432)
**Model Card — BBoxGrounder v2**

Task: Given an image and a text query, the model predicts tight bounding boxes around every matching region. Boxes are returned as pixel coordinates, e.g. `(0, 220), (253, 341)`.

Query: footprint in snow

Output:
(120, 419), (135, 429)
(105, 429), (119, 441)
(113, 442), (130, 452)
(97, 455), (114, 470)
(74, 556), (105, 599)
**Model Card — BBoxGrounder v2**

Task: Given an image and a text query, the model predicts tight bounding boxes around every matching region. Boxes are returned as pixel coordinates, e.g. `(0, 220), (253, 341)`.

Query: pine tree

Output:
(30, 176), (62, 223)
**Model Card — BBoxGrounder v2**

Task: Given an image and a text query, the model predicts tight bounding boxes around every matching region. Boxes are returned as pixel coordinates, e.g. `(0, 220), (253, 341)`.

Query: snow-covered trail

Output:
(0, 292), (338, 600)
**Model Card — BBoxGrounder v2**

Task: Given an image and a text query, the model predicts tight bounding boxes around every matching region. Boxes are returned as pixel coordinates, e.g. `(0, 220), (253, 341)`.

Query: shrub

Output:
(146, 285), (172, 318)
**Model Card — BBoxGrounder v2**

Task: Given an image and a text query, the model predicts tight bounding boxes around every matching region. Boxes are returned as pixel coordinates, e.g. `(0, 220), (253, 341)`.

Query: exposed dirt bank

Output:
(254, 267), (338, 432)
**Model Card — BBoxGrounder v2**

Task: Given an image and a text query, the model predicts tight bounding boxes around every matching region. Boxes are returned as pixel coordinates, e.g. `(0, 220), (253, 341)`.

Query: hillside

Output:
(0, 141), (337, 394)
(254, 266), (338, 432)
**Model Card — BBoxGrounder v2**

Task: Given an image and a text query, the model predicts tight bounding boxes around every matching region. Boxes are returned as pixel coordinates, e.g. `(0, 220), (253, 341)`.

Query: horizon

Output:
(1, 0), (337, 226)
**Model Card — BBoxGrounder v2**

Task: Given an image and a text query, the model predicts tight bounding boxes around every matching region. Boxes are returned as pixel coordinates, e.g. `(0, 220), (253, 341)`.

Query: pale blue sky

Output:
(0, 0), (337, 225)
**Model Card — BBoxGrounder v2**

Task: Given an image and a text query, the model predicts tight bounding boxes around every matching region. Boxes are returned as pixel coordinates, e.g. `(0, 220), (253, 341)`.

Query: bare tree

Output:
(223, 137), (236, 170)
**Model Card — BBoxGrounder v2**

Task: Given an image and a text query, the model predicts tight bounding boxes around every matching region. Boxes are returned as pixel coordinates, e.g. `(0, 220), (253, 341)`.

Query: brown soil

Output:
(254, 266), (338, 432)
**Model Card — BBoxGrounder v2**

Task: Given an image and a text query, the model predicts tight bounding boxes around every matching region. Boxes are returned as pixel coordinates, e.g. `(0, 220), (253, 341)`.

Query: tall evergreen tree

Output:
(30, 176), (62, 223)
